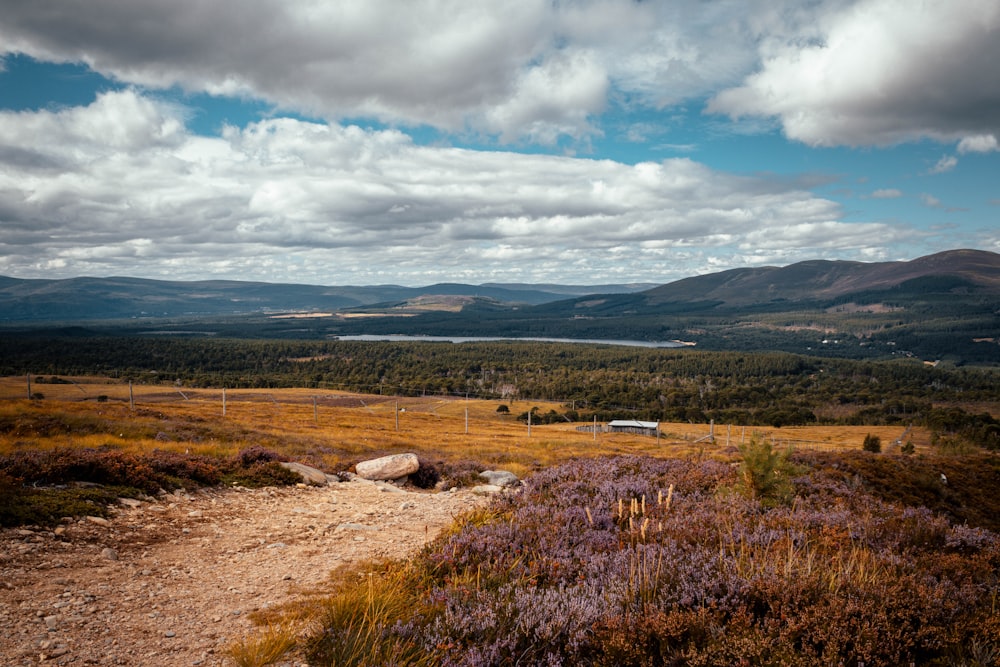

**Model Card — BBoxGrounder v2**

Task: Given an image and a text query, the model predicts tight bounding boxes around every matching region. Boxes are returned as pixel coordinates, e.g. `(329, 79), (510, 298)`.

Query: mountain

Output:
(637, 249), (1000, 306)
(0, 275), (652, 322)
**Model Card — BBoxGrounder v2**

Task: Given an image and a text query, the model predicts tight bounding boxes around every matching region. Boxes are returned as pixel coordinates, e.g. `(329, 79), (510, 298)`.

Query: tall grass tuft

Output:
(224, 623), (298, 667)
(305, 565), (433, 667)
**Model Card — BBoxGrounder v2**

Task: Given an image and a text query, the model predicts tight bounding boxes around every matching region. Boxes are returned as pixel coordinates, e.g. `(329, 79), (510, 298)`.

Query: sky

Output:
(0, 0), (998, 287)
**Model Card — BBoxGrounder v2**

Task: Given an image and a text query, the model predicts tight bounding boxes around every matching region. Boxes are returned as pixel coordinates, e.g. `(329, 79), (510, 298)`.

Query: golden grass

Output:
(0, 375), (939, 468)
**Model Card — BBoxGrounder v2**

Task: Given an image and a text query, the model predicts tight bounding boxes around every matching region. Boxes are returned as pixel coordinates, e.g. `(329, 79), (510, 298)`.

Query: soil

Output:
(0, 479), (489, 666)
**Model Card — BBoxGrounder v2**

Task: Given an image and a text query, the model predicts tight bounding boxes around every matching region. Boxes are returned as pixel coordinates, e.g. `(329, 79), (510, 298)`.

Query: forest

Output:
(4, 333), (998, 449)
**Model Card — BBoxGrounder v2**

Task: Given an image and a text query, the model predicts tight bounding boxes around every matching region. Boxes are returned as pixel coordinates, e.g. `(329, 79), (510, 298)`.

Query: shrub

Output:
(235, 445), (286, 467)
(223, 461), (301, 488)
(737, 437), (796, 506)
(863, 433), (882, 453)
(410, 458), (440, 489)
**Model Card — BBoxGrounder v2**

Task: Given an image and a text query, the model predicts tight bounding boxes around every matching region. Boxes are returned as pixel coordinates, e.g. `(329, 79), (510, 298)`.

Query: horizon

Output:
(1, 2), (998, 286)
(2, 246), (993, 290)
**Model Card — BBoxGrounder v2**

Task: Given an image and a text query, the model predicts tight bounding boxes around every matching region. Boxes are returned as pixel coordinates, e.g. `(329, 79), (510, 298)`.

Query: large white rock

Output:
(355, 453), (419, 481)
(479, 470), (520, 488)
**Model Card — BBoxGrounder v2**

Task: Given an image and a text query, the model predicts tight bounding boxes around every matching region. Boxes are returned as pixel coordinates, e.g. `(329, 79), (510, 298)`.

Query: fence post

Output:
(26, 374), (31, 399)
(222, 388), (226, 417)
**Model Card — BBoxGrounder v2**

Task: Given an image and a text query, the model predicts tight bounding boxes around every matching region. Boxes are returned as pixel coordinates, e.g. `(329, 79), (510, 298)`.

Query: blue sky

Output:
(1, 0), (997, 286)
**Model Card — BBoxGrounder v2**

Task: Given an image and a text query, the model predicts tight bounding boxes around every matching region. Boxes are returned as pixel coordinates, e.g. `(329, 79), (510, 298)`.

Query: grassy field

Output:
(5, 375), (998, 666)
(0, 375), (931, 476)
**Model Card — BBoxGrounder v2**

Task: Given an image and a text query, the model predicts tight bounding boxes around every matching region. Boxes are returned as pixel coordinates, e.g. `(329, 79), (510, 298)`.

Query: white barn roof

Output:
(608, 420), (660, 429)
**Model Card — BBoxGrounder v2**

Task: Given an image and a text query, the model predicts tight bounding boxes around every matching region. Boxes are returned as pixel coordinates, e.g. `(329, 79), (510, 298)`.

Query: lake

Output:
(335, 334), (693, 348)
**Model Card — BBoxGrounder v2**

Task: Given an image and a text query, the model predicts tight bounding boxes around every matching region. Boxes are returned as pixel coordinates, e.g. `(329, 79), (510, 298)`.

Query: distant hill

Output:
(636, 249), (1000, 306)
(0, 275), (651, 322)
(3, 250), (998, 364)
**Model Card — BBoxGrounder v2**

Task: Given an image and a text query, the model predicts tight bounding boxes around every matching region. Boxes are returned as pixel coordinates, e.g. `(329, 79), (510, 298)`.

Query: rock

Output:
(101, 548), (118, 561)
(117, 498), (142, 508)
(375, 481), (407, 494)
(479, 470), (520, 488)
(279, 462), (329, 486)
(44, 615), (59, 629)
(355, 453), (419, 481)
(85, 516), (110, 527)
(469, 484), (503, 495)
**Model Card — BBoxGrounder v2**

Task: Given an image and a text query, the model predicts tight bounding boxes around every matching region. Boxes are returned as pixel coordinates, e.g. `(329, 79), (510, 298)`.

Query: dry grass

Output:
(0, 376), (938, 471)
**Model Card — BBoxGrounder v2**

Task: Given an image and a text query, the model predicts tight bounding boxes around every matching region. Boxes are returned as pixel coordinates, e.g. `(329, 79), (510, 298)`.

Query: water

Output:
(335, 334), (692, 348)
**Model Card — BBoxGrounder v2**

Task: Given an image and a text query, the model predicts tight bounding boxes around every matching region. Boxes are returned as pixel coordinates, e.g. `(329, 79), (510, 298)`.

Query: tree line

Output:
(3, 333), (998, 448)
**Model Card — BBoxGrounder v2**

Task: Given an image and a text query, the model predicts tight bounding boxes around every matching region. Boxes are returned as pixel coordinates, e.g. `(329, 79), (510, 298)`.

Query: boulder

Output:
(479, 470), (520, 488)
(355, 453), (420, 481)
(279, 461), (329, 486)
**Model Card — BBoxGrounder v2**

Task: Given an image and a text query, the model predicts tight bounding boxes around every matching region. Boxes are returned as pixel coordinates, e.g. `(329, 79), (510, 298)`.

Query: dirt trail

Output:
(0, 480), (487, 666)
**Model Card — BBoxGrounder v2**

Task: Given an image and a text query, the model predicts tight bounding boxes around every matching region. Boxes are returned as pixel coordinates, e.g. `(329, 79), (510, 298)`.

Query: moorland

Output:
(2, 248), (1000, 664)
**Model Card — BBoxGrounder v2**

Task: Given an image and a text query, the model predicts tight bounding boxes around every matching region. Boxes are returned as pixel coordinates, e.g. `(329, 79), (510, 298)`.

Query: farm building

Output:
(607, 420), (660, 436)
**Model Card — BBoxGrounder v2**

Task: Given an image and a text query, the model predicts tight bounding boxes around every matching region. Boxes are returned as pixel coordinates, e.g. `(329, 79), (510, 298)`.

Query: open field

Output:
(0, 376), (931, 474)
(4, 375), (998, 666)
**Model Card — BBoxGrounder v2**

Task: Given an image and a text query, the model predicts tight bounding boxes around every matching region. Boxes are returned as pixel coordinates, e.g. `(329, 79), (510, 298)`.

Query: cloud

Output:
(870, 188), (902, 199)
(0, 0), (825, 145)
(0, 90), (910, 284)
(958, 134), (999, 153)
(921, 193), (943, 209)
(708, 0), (1000, 147)
(929, 155), (958, 174)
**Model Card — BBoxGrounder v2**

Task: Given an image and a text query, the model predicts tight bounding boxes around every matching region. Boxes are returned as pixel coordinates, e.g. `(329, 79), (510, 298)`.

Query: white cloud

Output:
(870, 188), (902, 199)
(958, 134), (999, 153)
(0, 90), (912, 284)
(0, 0), (832, 146)
(708, 0), (1000, 147)
(929, 155), (958, 174)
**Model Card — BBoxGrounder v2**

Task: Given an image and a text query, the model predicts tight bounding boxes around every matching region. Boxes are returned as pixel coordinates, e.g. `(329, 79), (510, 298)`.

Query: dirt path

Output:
(0, 480), (488, 666)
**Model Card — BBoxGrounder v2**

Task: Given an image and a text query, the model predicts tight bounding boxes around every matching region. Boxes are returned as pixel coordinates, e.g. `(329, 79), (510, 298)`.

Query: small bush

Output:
(737, 437), (796, 506)
(410, 458), (440, 489)
(223, 461), (301, 488)
(235, 445), (286, 467)
(863, 433), (882, 453)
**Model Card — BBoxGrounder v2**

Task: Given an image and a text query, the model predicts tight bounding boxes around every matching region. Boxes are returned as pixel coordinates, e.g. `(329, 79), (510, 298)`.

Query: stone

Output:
(118, 498), (142, 508)
(469, 484), (503, 495)
(85, 516), (111, 527)
(279, 462), (329, 486)
(375, 481), (407, 494)
(355, 453), (419, 481)
(101, 548), (118, 561)
(479, 470), (520, 488)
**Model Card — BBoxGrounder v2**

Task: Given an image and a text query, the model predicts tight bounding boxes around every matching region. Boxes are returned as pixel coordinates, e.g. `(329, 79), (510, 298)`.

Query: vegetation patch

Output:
(0, 445), (304, 526)
(298, 455), (999, 666)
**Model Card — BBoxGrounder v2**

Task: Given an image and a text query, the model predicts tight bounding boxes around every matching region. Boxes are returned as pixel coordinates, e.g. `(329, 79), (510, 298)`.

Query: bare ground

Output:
(0, 480), (488, 666)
